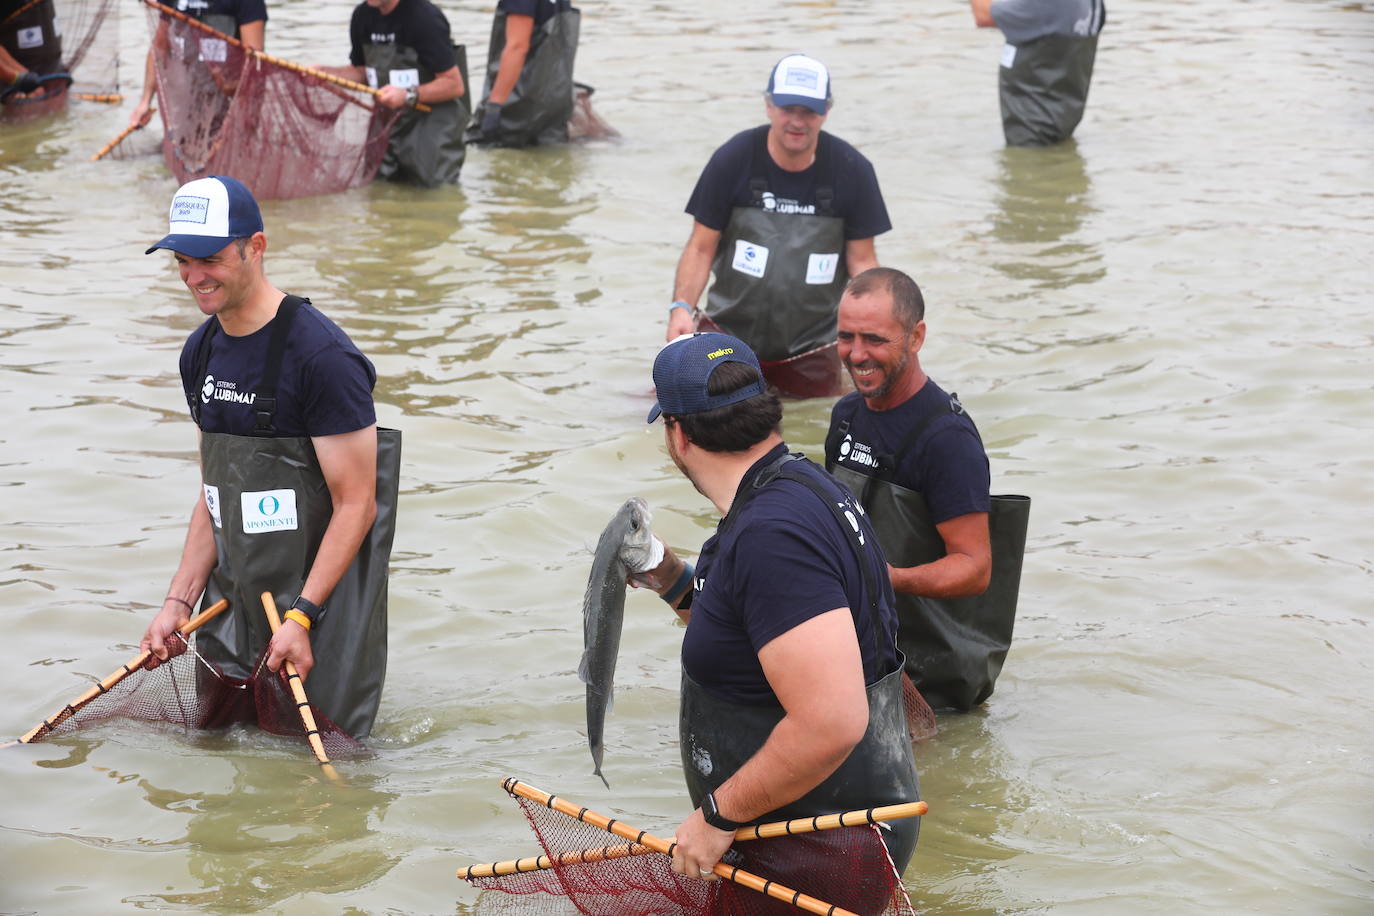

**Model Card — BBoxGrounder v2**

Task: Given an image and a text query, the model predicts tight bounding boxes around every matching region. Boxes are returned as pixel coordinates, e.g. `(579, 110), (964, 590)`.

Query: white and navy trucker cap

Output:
(766, 53), (831, 115)
(145, 175), (263, 258)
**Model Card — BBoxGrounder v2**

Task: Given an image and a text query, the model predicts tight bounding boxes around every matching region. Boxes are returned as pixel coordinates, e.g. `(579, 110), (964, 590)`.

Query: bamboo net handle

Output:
(92, 112), (153, 161)
(141, 0), (431, 113)
(17, 599), (229, 743)
(73, 92), (123, 103)
(259, 592), (343, 785)
(460, 799), (928, 879)
(493, 778), (864, 916)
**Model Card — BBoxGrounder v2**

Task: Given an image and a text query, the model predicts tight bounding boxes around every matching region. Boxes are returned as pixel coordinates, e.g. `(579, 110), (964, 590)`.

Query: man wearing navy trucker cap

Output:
(139, 175), (400, 739)
(634, 332), (920, 896)
(663, 54), (891, 398)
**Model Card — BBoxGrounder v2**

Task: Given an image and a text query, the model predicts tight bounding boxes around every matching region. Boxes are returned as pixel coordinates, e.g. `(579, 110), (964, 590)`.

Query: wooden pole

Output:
(489, 778), (867, 916)
(91, 112), (153, 161)
(17, 599), (229, 743)
(140, 0), (430, 112)
(73, 92), (122, 103)
(259, 592), (343, 786)
(460, 799), (928, 879)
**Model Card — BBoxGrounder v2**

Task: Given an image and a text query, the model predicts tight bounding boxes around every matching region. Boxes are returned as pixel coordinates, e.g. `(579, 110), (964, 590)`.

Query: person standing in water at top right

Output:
(970, 0), (1107, 146)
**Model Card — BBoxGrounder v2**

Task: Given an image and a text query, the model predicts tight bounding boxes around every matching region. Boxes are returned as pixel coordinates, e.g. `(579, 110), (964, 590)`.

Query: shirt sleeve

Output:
(837, 145), (891, 240)
(301, 346), (377, 438)
(498, 0), (539, 16)
(732, 507), (852, 653)
(913, 424), (992, 524)
(349, 7), (366, 67)
(234, 0), (267, 25)
(990, 0), (1047, 44)
(409, 3), (457, 75)
(684, 133), (751, 232)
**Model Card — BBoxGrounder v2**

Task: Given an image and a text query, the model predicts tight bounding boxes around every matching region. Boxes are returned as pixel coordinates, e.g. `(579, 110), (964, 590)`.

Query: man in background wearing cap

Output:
(140, 175), (400, 739)
(635, 332), (919, 896)
(663, 54), (890, 398)
(824, 268), (1029, 711)
(329, 0), (469, 186)
(970, 0), (1106, 146)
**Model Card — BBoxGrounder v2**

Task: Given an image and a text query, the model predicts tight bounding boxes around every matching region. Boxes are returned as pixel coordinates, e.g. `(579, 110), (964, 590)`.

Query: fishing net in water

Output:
(0, 0), (120, 122)
(23, 630), (362, 761)
(467, 793), (917, 916)
(138, 0), (399, 199)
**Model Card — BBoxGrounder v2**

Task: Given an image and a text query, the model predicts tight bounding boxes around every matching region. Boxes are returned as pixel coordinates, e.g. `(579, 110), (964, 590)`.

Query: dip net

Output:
(466, 791), (917, 916)
(21, 629), (362, 762)
(0, 0), (120, 122)
(140, 0), (399, 199)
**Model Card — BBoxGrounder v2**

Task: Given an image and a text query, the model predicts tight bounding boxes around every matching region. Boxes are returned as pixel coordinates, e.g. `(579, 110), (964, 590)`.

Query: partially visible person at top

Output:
(632, 332), (920, 902)
(140, 175), (400, 738)
(129, 0), (267, 128)
(970, 0), (1106, 146)
(468, 0), (578, 147)
(333, 0), (468, 186)
(664, 53), (890, 398)
(825, 267), (1028, 711)
(1, 0), (65, 102)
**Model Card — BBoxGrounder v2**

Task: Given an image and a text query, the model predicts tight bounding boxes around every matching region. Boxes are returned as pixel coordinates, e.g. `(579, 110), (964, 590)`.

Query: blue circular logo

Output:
(258, 495), (281, 516)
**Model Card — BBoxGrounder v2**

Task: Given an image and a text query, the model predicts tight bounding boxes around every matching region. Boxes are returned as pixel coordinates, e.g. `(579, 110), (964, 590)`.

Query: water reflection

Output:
(986, 143), (1103, 291)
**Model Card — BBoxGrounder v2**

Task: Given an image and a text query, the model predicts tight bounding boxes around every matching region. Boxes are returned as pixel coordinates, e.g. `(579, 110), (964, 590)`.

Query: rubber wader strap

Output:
(252, 295), (305, 437)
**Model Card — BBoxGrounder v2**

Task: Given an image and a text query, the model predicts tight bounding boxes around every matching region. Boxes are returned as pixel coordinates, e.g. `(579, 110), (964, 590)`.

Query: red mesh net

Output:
(902, 672), (938, 742)
(0, 0), (119, 123)
(23, 631), (362, 762)
(468, 794), (917, 916)
(144, 3), (399, 199)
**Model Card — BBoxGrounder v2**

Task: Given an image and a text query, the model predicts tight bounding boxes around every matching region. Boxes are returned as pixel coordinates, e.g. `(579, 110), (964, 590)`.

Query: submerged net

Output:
(0, 0), (119, 122)
(143, 2), (399, 199)
(24, 631), (362, 761)
(468, 794), (917, 916)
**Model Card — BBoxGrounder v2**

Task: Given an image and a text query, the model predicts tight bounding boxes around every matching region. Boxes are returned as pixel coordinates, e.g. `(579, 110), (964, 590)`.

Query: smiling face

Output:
(837, 289), (926, 409)
(765, 98), (827, 161)
(173, 236), (261, 321)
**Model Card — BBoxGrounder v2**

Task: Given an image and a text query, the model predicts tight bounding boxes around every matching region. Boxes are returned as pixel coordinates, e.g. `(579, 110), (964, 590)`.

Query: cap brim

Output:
(646, 403), (664, 424)
(769, 93), (828, 115)
(145, 234), (234, 257)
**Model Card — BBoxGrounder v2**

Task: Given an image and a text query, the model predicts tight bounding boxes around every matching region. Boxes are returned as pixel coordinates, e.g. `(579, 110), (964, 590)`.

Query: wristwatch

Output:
(404, 86), (419, 108)
(290, 595), (327, 628)
(701, 791), (741, 832)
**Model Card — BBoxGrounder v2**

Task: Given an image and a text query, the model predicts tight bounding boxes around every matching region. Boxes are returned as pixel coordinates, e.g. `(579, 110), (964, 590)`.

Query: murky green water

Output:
(2, 1), (1372, 913)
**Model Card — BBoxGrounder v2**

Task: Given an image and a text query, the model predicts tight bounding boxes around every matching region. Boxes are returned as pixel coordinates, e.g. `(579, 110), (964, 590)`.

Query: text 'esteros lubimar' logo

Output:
(240, 489), (298, 534)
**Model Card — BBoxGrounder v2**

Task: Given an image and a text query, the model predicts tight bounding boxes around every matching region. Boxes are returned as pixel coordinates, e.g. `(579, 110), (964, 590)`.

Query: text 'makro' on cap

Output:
(647, 332), (766, 423)
(145, 175), (264, 258)
(766, 53), (832, 115)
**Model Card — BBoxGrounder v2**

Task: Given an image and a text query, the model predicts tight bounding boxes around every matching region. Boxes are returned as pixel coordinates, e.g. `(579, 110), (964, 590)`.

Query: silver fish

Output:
(578, 497), (656, 788)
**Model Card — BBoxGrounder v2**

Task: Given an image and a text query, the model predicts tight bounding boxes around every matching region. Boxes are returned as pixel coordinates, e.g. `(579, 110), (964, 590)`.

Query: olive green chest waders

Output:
(470, 6), (579, 146)
(191, 297), (401, 738)
(827, 397), (1031, 712)
(704, 129), (849, 365)
(998, 1), (1106, 146)
(679, 455), (920, 876)
(363, 41), (469, 186)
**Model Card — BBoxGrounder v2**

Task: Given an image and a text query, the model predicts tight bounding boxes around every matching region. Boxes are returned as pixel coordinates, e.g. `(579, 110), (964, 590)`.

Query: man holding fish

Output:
(634, 332), (920, 885)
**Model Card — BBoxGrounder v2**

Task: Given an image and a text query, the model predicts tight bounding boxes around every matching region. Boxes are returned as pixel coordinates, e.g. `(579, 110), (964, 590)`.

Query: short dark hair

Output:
(846, 267), (925, 331)
(667, 361), (781, 453)
(234, 237), (250, 258)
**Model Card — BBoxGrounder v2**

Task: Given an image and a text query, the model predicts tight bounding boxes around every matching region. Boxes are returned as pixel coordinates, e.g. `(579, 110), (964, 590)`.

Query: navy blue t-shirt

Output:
(685, 126), (891, 241)
(179, 299), (377, 438)
(829, 379), (991, 524)
(498, 0), (569, 28)
(681, 445), (900, 706)
(175, 0), (267, 28)
(349, 0), (456, 73)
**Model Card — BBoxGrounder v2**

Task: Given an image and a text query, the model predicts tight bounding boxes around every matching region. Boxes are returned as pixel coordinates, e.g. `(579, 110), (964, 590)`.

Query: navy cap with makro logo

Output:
(646, 332), (766, 423)
(766, 53), (831, 115)
(145, 175), (264, 258)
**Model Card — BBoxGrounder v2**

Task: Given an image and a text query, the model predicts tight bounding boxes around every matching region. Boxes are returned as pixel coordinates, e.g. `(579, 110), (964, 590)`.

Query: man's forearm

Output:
(297, 499), (376, 607)
(672, 244), (713, 306)
(709, 712), (858, 825)
(890, 553), (990, 598)
(166, 497), (218, 605)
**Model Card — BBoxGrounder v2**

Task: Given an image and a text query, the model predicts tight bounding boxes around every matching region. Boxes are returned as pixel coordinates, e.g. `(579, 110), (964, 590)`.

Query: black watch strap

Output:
(701, 791), (741, 832)
(290, 595), (326, 627)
